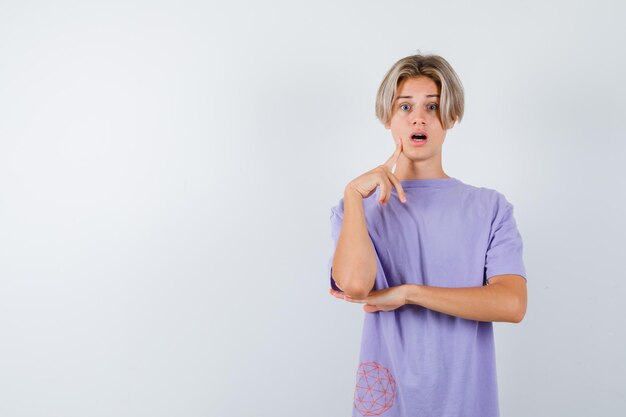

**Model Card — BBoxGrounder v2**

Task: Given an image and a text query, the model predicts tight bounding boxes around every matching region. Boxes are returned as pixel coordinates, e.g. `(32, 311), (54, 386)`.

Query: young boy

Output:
(327, 53), (528, 417)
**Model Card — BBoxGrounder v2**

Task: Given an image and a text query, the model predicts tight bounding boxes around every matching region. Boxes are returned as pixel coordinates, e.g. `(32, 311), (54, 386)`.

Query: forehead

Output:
(396, 76), (440, 97)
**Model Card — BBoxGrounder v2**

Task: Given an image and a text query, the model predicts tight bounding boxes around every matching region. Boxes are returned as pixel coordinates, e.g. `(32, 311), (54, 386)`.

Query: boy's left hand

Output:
(328, 285), (407, 313)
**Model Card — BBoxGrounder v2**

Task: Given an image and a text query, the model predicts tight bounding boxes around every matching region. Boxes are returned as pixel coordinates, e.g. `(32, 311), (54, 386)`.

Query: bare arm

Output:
(403, 274), (527, 323)
(329, 278), (526, 323)
(330, 140), (406, 300)
(331, 185), (378, 300)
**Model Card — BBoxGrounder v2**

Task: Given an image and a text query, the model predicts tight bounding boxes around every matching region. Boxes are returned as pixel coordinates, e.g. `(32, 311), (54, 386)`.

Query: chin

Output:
(404, 152), (434, 161)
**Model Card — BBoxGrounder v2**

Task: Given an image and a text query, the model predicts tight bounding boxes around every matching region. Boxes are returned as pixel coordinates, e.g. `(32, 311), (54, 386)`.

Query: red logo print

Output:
(353, 361), (397, 416)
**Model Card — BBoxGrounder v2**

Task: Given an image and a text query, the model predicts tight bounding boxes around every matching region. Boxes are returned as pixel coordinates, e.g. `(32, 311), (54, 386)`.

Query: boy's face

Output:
(385, 76), (449, 160)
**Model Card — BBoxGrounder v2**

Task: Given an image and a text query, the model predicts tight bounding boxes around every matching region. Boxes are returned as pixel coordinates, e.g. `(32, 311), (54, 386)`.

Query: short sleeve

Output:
(328, 200), (344, 291)
(484, 192), (527, 284)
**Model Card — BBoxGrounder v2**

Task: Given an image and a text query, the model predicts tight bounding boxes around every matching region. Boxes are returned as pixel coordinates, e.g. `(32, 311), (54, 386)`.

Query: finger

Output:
(382, 140), (403, 171)
(379, 167), (396, 205)
(378, 172), (387, 205)
(385, 176), (392, 204)
(382, 140), (402, 171)
(331, 288), (369, 303)
(331, 290), (358, 302)
(381, 176), (393, 205)
(391, 140), (403, 175)
(386, 170), (407, 204)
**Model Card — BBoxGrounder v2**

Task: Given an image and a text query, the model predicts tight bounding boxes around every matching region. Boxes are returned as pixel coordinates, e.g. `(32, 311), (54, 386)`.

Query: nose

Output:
(411, 108), (427, 126)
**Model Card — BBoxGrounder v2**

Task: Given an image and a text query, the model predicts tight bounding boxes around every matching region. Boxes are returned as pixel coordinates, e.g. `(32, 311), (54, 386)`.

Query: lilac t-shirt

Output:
(327, 177), (526, 417)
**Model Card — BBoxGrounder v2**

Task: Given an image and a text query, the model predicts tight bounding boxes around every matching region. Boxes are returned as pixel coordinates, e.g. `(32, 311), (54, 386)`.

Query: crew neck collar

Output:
(399, 177), (461, 188)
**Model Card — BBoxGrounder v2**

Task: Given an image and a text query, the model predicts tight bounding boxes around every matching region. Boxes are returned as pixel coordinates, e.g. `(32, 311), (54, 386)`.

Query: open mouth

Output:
(411, 130), (428, 142)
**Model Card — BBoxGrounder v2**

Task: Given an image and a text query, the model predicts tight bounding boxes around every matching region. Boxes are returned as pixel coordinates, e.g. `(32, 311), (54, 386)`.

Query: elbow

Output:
(496, 283), (526, 323)
(511, 298), (527, 324)
(337, 275), (375, 300)
(331, 270), (375, 300)
(332, 262), (376, 300)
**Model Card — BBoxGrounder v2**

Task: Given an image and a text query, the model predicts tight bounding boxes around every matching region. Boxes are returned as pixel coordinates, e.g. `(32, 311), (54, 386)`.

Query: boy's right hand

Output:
(346, 140), (407, 205)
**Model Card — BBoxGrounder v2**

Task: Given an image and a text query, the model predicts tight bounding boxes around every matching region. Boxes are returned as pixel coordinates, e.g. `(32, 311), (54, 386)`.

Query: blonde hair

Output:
(375, 53), (464, 130)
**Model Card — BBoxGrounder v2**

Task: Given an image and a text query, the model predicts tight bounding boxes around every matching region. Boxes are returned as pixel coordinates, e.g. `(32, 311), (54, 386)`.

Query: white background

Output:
(1, 1), (625, 416)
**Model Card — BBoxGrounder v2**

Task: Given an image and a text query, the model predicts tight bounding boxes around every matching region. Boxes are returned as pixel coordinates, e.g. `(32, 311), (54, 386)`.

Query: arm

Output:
(403, 274), (527, 323)
(331, 186), (378, 300)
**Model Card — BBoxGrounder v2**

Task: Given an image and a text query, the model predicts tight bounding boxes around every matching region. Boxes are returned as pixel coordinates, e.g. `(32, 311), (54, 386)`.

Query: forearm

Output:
(331, 186), (377, 299)
(403, 283), (522, 323)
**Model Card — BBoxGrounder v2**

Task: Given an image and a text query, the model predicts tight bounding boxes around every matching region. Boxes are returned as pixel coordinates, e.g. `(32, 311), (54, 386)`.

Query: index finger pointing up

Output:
(383, 139), (403, 172)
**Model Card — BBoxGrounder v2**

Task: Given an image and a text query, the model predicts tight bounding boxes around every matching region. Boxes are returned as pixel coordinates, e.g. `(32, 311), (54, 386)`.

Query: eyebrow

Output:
(395, 94), (440, 101)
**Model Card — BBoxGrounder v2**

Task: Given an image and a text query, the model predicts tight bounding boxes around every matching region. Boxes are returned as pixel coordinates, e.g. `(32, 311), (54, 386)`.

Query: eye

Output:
(428, 103), (439, 111)
(400, 103), (411, 111)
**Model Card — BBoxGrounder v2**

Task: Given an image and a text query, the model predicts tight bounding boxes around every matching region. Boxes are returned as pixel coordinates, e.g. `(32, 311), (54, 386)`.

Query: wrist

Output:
(404, 284), (422, 305)
(344, 183), (363, 200)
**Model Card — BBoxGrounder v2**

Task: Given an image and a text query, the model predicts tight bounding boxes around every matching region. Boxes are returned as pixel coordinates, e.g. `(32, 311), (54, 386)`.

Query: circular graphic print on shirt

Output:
(353, 361), (397, 416)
